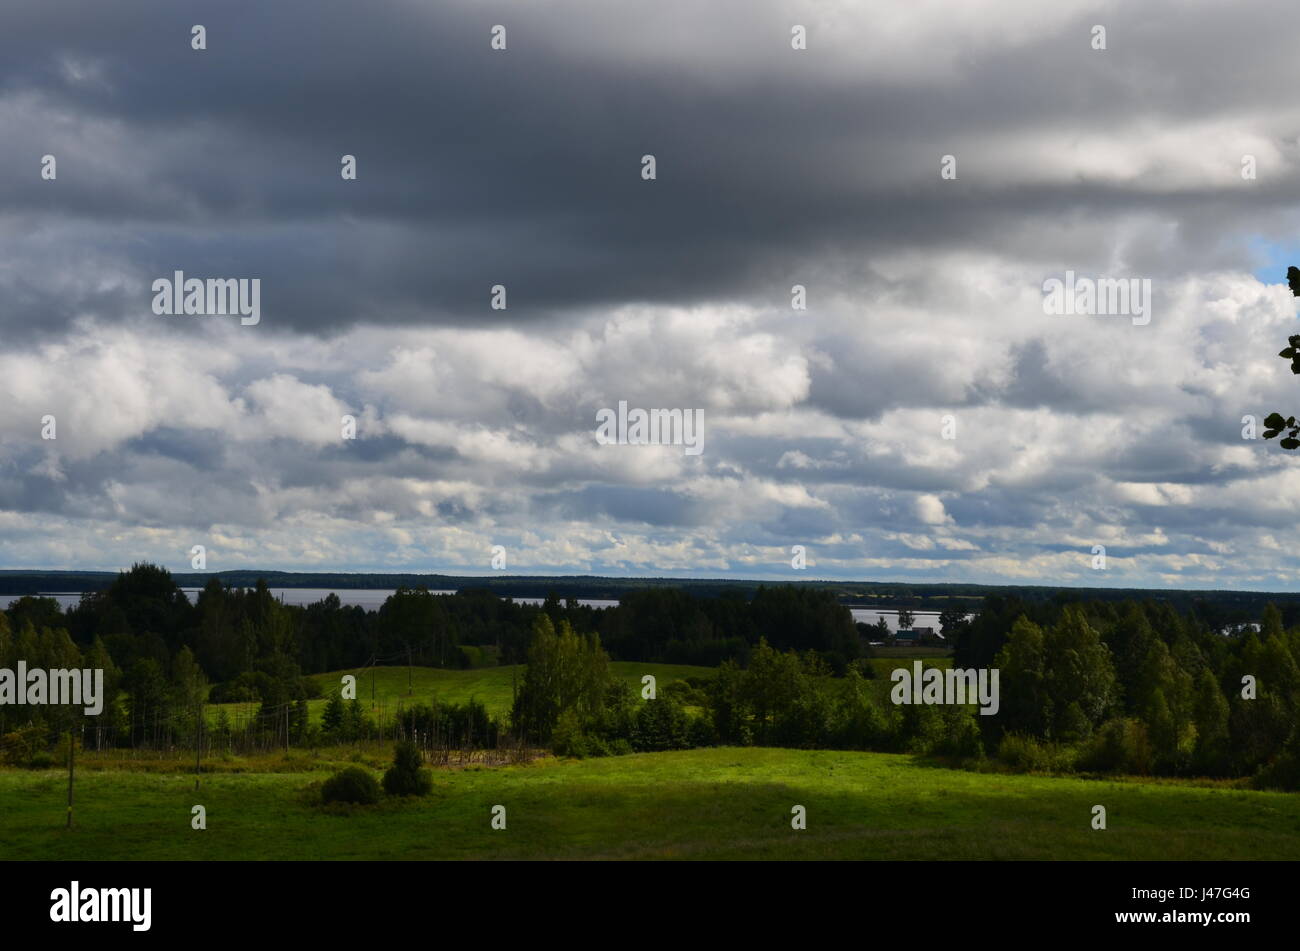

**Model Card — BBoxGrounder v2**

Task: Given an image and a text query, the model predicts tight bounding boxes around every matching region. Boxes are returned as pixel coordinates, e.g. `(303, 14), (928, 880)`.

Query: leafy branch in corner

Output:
(1263, 267), (1300, 449)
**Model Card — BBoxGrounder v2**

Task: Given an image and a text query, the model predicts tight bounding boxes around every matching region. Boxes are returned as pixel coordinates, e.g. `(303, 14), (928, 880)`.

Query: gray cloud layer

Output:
(3, 0), (1300, 586)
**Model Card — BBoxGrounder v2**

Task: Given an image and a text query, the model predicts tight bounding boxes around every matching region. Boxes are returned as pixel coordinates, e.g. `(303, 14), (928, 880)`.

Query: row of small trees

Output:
(507, 614), (980, 760)
(504, 606), (1300, 789)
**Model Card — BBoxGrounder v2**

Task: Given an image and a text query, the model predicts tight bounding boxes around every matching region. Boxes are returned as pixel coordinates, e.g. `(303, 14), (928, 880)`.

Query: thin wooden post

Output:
(195, 702), (202, 791)
(66, 729), (74, 828)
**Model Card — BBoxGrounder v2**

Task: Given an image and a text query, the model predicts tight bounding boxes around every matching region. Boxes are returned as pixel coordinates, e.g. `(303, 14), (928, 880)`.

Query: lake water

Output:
(6, 590), (966, 635)
(848, 609), (974, 637)
(5, 588), (620, 612)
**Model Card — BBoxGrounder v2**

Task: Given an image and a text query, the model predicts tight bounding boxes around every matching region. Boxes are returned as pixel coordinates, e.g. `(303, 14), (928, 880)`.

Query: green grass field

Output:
(863, 655), (952, 679)
(207, 659), (950, 726)
(3, 746), (1297, 860)
(207, 661), (717, 727)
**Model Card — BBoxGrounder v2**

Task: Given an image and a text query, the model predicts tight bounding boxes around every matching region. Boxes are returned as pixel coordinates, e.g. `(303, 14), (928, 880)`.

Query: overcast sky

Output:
(4, 0), (1300, 587)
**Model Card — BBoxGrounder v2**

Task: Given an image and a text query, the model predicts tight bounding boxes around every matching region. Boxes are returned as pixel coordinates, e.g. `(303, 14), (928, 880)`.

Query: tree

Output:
(377, 587), (449, 666)
(6, 596), (64, 635)
(1191, 668), (1230, 773)
(631, 696), (690, 752)
(34, 626), (84, 735)
(170, 646), (208, 743)
(749, 586), (860, 662)
(1110, 603), (1156, 713)
(1229, 692), (1291, 774)
(993, 616), (1049, 738)
(344, 699), (368, 739)
(741, 639), (804, 743)
(709, 660), (751, 745)
(1258, 636), (1300, 705)
(938, 607), (969, 639)
(896, 608), (915, 631)
(1263, 267), (1300, 448)
(82, 637), (124, 747)
(1144, 688), (1179, 767)
(171, 647), (207, 707)
(214, 707), (232, 743)
(1040, 607), (1117, 739)
(510, 614), (611, 744)
(292, 697), (309, 741)
(125, 658), (169, 746)
(322, 694), (345, 736)
(382, 740), (432, 796)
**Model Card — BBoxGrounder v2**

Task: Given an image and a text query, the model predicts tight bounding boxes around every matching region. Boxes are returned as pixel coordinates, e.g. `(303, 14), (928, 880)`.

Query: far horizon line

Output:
(3, 566), (1300, 598)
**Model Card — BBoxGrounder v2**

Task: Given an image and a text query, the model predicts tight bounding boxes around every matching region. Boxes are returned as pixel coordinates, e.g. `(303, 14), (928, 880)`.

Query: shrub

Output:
(321, 766), (381, 805)
(1256, 727), (1300, 791)
(1078, 718), (1154, 775)
(1256, 753), (1300, 791)
(834, 688), (894, 750)
(382, 741), (433, 797)
(930, 708), (984, 759)
(900, 702), (947, 754)
(552, 709), (591, 758)
(321, 695), (345, 736)
(631, 697), (691, 752)
(997, 733), (1076, 772)
(2, 725), (47, 767)
(662, 679), (705, 707)
(687, 715), (718, 748)
(209, 671), (272, 704)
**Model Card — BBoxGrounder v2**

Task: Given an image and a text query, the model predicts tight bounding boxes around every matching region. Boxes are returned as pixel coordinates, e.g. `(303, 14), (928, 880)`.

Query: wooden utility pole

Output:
(66, 729), (74, 828)
(195, 702), (202, 791)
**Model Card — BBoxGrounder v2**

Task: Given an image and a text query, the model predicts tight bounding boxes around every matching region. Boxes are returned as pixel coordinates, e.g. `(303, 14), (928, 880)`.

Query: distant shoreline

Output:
(0, 568), (1293, 602)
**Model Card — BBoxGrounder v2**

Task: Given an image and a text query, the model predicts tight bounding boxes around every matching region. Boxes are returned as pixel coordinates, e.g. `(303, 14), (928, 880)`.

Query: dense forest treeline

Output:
(3, 566), (863, 678)
(3, 564), (1300, 789)
(0, 564), (865, 755)
(8, 568), (1300, 622)
(508, 599), (1300, 790)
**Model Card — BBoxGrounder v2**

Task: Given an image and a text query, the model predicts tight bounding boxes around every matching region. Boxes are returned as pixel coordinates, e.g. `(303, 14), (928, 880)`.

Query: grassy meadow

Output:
(9, 651), (1284, 862)
(862, 654), (952, 679)
(206, 661), (717, 727)
(3, 745), (1297, 861)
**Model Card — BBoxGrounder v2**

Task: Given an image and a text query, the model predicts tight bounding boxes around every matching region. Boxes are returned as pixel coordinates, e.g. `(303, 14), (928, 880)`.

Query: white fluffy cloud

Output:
(1, 265), (1297, 586)
(6, 0), (1300, 587)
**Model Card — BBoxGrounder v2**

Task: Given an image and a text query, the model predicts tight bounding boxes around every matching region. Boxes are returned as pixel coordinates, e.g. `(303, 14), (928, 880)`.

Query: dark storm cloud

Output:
(6, 0), (1300, 342)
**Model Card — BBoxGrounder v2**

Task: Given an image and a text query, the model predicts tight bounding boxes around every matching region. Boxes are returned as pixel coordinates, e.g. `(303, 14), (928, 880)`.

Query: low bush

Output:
(382, 741), (433, 797)
(321, 766), (381, 804)
(997, 733), (1076, 772)
(1077, 718), (1154, 775)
